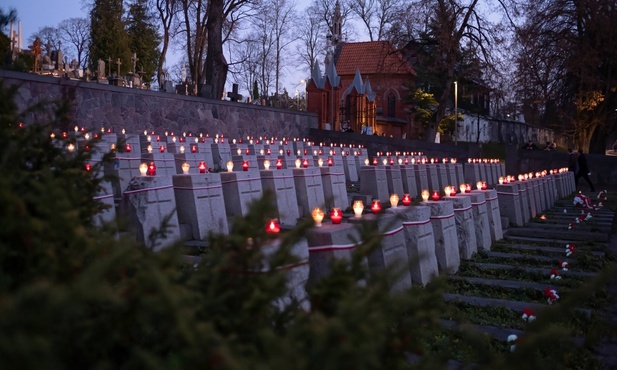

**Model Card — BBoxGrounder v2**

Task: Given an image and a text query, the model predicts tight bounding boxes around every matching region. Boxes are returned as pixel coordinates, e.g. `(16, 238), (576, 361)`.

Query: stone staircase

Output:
(438, 200), (614, 363)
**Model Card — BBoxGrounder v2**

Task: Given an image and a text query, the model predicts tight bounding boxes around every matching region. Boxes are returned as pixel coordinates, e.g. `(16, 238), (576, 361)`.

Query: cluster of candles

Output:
(311, 207), (344, 226)
(467, 158), (500, 163)
(308, 193), (415, 227)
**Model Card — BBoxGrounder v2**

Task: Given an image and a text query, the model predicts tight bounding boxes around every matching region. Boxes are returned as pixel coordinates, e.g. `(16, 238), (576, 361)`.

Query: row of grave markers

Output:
(53, 129), (575, 301)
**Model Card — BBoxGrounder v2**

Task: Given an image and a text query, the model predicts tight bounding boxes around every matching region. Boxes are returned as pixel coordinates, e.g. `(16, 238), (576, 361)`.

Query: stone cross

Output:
(227, 83), (243, 102)
(131, 52), (138, 74)
(116, 58), (122, 76)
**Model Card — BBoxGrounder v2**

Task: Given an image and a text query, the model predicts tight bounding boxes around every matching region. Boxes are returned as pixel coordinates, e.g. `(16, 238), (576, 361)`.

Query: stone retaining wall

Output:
(0, 70), (317, 138)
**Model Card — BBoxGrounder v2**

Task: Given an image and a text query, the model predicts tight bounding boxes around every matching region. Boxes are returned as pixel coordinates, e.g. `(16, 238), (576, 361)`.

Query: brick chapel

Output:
(306, 1), (417, 138)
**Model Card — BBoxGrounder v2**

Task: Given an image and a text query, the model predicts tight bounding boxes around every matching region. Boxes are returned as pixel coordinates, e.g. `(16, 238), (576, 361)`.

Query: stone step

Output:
(443, 293), (592, 319)
(504, 234), (607, 246)
(496, 244), (606, 257)
(505, 227), (608, 242)
(542, 213), (614, 222)
(523, 222), (609, 233)
(440, 319), (523, 340)
(484, 251), (557, 262)
(440, 319), (585, 345)
(467, 262), (597, 278)
(449, 275), (562, 292)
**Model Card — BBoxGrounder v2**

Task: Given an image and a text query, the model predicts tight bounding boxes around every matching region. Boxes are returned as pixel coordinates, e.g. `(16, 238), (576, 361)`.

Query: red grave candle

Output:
(198, 161), (207, 174)
(402, 194), (412, 206)
(431, 190), (440, 201)
(330, 208), (343, 224)
(371, 199), (382, 214)
(266, 219), (281, 234)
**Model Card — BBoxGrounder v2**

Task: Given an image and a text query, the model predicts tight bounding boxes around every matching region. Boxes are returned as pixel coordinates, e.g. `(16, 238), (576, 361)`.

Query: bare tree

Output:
(347, 0), (402, 41)
(296, 3), (326, 74)
(513, 0), (617, 151)
(229, 38), (261, 96)
(57, 18), (90, 69)
(30, 26), (61, 55)
(154, 0), (178, 86)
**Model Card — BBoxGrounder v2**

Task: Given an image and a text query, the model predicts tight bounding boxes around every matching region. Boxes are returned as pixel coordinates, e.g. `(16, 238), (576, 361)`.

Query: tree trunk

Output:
(206, 0), (228, 100)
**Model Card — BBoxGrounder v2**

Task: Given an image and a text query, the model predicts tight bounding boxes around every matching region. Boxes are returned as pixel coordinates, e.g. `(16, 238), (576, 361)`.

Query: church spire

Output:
(332, 0), (342, 44)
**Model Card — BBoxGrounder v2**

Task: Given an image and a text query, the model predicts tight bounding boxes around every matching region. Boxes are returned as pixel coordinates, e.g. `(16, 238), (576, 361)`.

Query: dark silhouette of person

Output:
(543, 141), (552, 151)
(567, 148), (577, 173)
(523, 140), (537, 150)
(575, 149), (595, 192)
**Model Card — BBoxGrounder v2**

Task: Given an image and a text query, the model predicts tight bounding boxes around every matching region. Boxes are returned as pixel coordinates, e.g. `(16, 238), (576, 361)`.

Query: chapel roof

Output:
(335, 41), (416, 76)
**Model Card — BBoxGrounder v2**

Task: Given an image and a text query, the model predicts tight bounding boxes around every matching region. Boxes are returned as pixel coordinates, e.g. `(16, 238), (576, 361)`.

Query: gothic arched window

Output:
(387, 94), (396, 117)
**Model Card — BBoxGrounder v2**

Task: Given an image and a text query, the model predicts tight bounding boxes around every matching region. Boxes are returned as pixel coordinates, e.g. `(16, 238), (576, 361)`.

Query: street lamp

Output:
(454, 81), (458, 146)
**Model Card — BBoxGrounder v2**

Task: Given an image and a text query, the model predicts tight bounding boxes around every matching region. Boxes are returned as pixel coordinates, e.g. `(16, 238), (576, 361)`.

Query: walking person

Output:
(567, 148), (577, 173)
(575, 149), (595, 192)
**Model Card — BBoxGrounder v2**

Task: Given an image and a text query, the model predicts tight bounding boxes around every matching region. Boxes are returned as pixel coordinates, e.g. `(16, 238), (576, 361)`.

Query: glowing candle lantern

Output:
(156, 135), (161, 142)
(237, 149), (242, 155)
(263, 159), (271, 170)
(84, 163), (92, 172)
(398, 158), (403, 165)
(146, 144), (153, 153)
(459, 184), (466, 194)
(421, 190), (430, 201)
(481, 182), (488, 190)
(353, 200), (364, 218)
(404, 157), (409, 165)
(84, 133), (89, 140)
(465, 184), (472, 193)
(279, 149), (284, 155)
(373, 158), (378, 166)
(390, 194), (399, 208)
(318, 158), (324, 167)
(201, 137), (206, 143)
(450, 187), (457, 196)
(498, 177), (504, 185)
(198, 161), (207, 174)
(139, 163), (148, 176)
(110, 143), (116, 151)
(312, 207), (325, 227)
(389, 157), (395, 165)
(266, 219), (281, 234)
(451, 158), (457, 163)
(431, 190), (440, 201)
(297, 149), (301, 156)
(125, 144), (132, 153)
(159, 145), (166, 153)
(181, 162), (191, 174)
(276, 159), (283, 169)
(147, 162), (156, 176)
(191, 145), (197, 153)
(444, 186), (452, 196)
(179, 137), (185, 142)
(382, 158), (388, 166)
(295, 159), (301, 168)
(287, 149), (291, 156)
(327, 158), (333, 167)
(411, 158), (416, 164)
(242, 161), (249, 171)
(179, 145), (185, 154)
(430, 158), (435, 164)
(402, 194), (412, 206)
(67, 143), (75, 152)
(330, 208), (343, 224)
(468, 158), (472, 163)
(364, 158), (370, 166)
(371, 199), (382, 214)
(302, 159), (309, 168)
(226, 161), (234, 172)
(476, 181), (483, 190)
